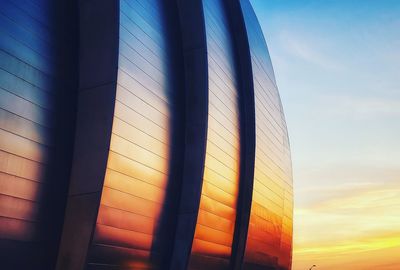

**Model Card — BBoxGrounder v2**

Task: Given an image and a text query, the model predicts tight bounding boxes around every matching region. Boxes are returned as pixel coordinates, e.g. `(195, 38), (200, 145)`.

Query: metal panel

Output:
(0, 1), (293, 269)
(240, 1), (293, 269)
(86, 0), (179, 268)
(188, 0), (241, 269)
(0, 0), (78, 269)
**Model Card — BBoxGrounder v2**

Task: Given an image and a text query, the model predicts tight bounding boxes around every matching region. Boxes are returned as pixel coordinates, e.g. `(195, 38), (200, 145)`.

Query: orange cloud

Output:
(292, 182), (400, 270)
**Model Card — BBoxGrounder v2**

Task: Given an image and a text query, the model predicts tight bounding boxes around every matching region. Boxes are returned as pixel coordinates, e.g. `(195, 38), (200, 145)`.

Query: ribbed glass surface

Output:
(240, 1), (293, 269)
(189, 0), (241, 269)
(88, 0), (173, 268)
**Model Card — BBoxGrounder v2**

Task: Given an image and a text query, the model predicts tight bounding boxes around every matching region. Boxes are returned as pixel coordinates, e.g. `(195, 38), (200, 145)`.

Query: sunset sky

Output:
(251, 0), (400, 269)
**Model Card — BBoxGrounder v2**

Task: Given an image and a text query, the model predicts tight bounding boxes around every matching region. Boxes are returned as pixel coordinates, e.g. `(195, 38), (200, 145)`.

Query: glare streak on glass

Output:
(188, 0), (241, 269)
(240, 1), (293, 269)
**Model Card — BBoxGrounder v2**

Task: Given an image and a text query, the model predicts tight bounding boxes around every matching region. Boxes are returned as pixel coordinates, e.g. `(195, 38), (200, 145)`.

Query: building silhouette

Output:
(0, 0), (293, 269)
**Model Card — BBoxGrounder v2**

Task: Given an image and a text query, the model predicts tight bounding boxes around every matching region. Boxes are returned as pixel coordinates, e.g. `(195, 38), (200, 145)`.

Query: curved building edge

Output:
(0, 0), (293, 270)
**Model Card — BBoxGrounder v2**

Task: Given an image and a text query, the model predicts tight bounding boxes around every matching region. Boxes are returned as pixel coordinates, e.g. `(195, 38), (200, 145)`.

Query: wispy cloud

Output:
(321, 95), (400, 118)
(278, 30), (344, 71)
(293, 181), (400, 269)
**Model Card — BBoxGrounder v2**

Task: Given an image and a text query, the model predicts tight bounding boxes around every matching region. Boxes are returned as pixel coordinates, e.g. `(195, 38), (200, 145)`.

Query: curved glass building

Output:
(0, 0), (293, 269)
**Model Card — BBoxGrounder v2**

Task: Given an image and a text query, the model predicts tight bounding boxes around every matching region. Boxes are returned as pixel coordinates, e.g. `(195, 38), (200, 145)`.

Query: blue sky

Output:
(251, 1), (400, 269)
